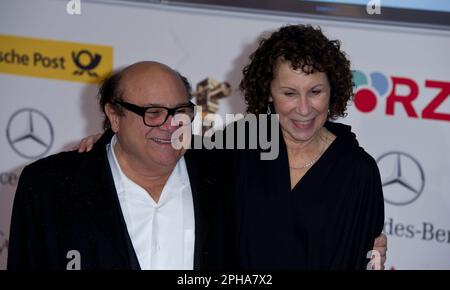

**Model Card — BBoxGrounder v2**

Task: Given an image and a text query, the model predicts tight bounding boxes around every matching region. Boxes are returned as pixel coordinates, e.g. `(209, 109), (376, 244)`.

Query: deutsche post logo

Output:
(6, 108), (54, 159)
(72, 50), (102, 78)
(0, 34), (113, 83)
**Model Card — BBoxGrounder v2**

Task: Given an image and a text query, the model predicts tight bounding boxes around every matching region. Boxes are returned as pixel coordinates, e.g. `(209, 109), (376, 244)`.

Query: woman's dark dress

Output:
(223, 121), (384, 270)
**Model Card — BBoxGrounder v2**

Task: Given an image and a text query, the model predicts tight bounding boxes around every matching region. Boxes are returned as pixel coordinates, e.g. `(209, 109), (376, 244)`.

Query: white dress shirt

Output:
(106, 135), (195, 270)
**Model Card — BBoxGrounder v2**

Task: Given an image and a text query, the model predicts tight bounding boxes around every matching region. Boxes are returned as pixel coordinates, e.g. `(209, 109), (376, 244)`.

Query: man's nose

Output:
(159, 114), (179, 131)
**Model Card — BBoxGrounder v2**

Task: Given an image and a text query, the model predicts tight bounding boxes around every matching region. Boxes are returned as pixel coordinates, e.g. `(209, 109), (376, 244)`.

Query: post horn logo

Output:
(72, 50), (102, 78)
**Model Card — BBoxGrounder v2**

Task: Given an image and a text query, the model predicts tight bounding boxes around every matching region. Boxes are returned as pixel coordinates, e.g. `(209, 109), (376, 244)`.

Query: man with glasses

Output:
(8, 61), (232, 270)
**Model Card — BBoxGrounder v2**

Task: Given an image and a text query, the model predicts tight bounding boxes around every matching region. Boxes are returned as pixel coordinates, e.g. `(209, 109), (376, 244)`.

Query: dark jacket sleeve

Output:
(7, 166), (42, 270)
(352, 154), (385, 269)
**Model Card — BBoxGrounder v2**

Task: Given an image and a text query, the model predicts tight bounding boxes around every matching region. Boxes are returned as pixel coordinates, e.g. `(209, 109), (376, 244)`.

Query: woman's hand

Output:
(372, 233), (387, 270)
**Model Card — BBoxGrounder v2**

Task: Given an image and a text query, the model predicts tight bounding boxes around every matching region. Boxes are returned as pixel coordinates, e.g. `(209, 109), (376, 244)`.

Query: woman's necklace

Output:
(289, 128), (330, 170)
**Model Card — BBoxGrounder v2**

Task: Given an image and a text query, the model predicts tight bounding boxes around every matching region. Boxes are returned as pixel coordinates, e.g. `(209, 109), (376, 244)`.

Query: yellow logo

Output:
(0, 34), (113, 83)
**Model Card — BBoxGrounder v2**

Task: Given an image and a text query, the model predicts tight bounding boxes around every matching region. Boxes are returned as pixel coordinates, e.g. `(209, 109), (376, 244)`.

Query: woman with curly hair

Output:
(73, 25), (385, 270)
(234, 24), (384, 269)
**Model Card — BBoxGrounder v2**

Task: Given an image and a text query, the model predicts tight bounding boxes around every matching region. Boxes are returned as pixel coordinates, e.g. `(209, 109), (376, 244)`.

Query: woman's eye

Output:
(312, 90), (321, 95)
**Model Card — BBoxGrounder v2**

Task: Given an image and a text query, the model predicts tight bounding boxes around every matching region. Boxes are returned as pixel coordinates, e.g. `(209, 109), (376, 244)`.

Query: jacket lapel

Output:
(184, 147), (216, 270)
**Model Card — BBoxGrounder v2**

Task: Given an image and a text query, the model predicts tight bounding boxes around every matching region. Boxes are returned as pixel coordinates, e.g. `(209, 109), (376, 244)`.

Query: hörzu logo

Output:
(353, 70), (450, 122)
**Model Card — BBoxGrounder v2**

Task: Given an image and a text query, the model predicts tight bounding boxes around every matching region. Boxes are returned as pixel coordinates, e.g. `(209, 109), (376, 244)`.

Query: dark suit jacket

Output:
(8, 131), (233, 270)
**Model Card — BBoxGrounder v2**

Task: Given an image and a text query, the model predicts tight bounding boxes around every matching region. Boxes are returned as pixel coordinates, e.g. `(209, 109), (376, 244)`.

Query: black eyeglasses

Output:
(114, 100), (196, 127)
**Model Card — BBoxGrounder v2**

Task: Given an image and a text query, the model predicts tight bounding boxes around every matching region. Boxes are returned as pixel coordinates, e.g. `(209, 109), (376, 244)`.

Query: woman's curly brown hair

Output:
(239, 24), (354, 119)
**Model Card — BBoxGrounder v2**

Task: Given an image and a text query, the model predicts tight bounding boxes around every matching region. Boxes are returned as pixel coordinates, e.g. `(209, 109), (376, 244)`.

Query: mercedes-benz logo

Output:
(6, 108), (54, 159)
(377, 152), (425, 206)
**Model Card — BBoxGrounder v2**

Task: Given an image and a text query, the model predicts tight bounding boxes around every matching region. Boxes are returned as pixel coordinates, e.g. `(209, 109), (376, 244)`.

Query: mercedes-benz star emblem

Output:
(6, 108), (54, 159)
(377, 152), (425, 206)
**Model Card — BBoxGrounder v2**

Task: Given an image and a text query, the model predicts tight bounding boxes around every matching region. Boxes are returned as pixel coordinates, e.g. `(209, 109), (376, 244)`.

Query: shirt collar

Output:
(106, 134), (189, 205)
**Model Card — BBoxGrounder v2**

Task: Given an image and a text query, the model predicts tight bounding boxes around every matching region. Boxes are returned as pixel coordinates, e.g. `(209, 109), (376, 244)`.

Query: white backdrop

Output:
(1, 0), (449, 269)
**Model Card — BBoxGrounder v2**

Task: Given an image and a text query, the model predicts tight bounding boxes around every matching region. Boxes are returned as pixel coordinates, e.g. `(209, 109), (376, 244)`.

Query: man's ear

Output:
(105, 103), (120, 133)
